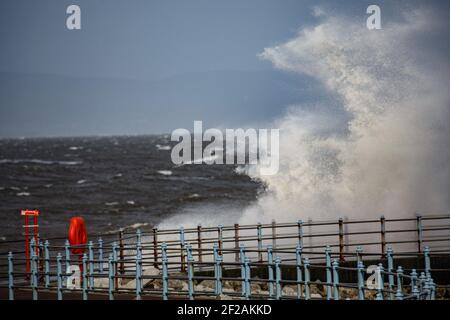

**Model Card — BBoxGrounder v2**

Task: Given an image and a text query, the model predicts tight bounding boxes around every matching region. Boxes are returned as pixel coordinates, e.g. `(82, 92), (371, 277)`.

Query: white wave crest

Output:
(157, 170), (173, 176)
(156, 144), (171, 151)
(0, 159), (82, 166)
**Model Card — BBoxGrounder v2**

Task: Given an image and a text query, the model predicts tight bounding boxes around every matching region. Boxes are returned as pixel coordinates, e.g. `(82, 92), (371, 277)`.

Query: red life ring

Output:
(68, 217), (87, 255)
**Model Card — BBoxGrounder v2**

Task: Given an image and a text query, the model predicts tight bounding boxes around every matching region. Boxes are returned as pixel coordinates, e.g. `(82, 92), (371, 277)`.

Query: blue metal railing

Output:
(0, 214), (449, 300)
(1, 241), (444, 300)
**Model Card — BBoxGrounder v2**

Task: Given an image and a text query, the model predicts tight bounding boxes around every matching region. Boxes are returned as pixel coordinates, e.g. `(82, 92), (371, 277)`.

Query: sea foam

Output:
(239, 7), (450, 224)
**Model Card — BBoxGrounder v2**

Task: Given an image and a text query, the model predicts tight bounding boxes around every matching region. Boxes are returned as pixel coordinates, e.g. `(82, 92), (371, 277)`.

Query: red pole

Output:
(22, 209), (40, 275)
(25, 215), (29, 274)
(34, 215), (38, 255)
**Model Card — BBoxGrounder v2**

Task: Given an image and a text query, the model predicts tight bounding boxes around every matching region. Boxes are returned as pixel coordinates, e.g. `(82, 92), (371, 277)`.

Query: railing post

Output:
(44, 240), (50, 288)
(395, 266), (403, 300)
(428, 275), (435, 300)
(410, 269), (418, 298)
(338, 218), (344, 261)
(271, 220), (277, 249)
(98, 238), (103, 273)
(88, 241), (94, 289)
(215, 255), (223, 296)
(136, 243), (142, 300)
(8, 252), (14, 300)
(29, 238), (36, 282)
(240, 244), (246, 297)
(112, 241), (118, 288)
(295, 244), (303, 299)
(419, 272), (426, 298)
(65, 239), (71, 279)
(297, 220), (303, 248)
(356, 246), (363, 266)
(429, 276), (436, 300)
(257, 223), (263, 262)
(304, 258), (310, 300)
(275, 257), (281, 300)
(136, 228), (142, 245)
(423, 274), (431, 300)
(186, 243), (193, 261)
(213, 242), (218, 295)
(424, 246), (431, 276)
(416, 214), (423, 253)
(267, 245), (274, 298)
(136, 229), (142, 247)
(82, 253), (88, 300)
(31, 251), (38, 300)
(213, 242), (219, 261)
(57, 253), (63, 300)
(244, 257), (251, 300)
(411, 280), (420, 299)
(387, 247), (394, 300)
(376, 264), (384, 300)
(332, 259), (340, 300)
(357, 260), (365, 300)
(137, 236), (143, 291)
(217, 225), (223, 256)
(153, 227), (159, 268)
(234, 223), (239, 262)
(108, 254), (114, 300)
(119, 228), (125, 276)
(162, 243), (168, 300)
(187, 244), (194, 300)
(38, 239), (44, 277)
(213, 242), (222, 296)
(180, 227), (186, 272)
(380, 215), (386, 258)
(197, 225), (203, 265)
(30, 237), (35, 258)
(325, 245), (332, 300)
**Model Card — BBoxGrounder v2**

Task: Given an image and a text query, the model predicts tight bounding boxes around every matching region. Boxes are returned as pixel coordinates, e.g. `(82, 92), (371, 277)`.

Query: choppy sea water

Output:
(0, 135), (260, 243)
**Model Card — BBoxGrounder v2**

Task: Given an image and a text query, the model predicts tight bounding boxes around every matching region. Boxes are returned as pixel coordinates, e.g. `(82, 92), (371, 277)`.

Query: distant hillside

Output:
(0, 70), (328, 137)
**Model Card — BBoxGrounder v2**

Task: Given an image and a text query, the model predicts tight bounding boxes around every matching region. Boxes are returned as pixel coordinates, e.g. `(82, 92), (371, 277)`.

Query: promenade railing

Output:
(0, 213), (449, 300)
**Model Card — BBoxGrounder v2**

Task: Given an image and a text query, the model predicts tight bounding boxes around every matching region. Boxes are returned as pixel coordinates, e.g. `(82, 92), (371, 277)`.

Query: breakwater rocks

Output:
(98, 270), (450, 300)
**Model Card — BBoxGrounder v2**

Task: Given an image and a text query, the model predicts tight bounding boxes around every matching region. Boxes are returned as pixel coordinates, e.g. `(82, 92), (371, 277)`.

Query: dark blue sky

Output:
(0, 0), (447, 137)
